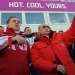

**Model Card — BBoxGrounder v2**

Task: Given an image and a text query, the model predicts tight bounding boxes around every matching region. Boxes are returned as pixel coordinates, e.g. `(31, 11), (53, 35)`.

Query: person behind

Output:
(0, 16), (30, 75)
(24, 27), (40, 75)
(58, 30), (63, 33)
(71, 43), (75, 63)
(0, 26), (5, 36)
(68, 42), (75, 63)
(30, 17), (75, 75)
(24, 27), (35, 48)
(24, 27), (31, 35)
(0, 26), (4, 32)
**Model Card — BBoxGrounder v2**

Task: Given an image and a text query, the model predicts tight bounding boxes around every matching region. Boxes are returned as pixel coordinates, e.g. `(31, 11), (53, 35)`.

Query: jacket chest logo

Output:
(60, 43), (65, 47)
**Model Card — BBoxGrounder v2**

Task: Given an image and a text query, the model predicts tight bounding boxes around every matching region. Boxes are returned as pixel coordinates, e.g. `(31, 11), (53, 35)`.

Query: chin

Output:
(44, 33), (49, 35)
(15, 29), (20, 31)
(46, 32), (49, 34)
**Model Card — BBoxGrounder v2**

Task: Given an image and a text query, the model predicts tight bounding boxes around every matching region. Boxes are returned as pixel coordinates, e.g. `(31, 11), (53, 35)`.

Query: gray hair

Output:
(38, 24), (51, 30)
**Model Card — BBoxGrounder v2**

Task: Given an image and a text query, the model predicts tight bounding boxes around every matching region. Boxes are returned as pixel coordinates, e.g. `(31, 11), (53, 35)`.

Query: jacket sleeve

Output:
(0, 36), (12, 50)
(61, 16), (75, 47)
(30, 44), (57, 73)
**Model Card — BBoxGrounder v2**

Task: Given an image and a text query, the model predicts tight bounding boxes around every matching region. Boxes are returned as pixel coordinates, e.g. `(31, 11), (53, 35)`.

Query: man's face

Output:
(0, 27), (4, 32)
(38, 24), (50, 36)
(25, 28), (31, 35)
(7, 18), (20, 31)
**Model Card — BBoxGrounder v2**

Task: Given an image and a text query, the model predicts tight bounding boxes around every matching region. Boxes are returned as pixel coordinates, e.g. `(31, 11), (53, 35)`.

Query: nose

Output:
(45, 27), (50, 31)
(16, 21), (18, 24)
(45, 27), (49, 30)
(15, 20), (19, 24)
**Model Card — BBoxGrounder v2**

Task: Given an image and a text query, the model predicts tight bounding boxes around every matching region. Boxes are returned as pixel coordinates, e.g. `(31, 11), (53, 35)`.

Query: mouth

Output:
(46, 30), (49, 32)
(15, 25), (19, 27)
(15, 24), (18, 26)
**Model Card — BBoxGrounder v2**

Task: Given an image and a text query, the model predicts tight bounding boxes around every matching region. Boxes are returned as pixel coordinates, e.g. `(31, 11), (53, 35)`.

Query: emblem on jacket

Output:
(61, 43), (65, 47)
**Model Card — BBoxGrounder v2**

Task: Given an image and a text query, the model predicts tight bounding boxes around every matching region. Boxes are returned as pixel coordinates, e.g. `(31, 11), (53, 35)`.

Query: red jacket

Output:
(30, 17), (75, 75)
(0, 28), (30, 75)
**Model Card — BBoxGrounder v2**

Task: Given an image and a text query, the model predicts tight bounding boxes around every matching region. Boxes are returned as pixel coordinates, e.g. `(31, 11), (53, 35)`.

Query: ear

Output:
(7, 24), (9, 27)
(38, 29), (40, 33)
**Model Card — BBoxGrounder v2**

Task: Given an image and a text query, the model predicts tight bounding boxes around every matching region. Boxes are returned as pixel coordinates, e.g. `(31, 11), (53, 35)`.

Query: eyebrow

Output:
(13, 20), (20, 23)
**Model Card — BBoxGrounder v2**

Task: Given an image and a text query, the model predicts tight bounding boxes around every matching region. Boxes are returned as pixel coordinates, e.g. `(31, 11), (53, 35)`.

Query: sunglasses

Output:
(41, 25), (50, 29)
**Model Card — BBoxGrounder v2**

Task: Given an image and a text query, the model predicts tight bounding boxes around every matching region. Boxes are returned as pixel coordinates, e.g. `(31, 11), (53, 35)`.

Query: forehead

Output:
(26, 28), (31, 30)
(40, 24), (49, 28)
(10, 18), (19, 21)
(0, 27), (3, 29)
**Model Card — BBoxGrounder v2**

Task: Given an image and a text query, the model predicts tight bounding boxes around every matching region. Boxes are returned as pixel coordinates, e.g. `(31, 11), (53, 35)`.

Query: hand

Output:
(12, 35), (26, 45)
(56, 64), (66, 75)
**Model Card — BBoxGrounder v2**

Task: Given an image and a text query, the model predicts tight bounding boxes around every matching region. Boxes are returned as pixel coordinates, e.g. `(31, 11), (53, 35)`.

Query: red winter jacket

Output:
(0, 28), (30, 75)
(30, 17), (75, 75)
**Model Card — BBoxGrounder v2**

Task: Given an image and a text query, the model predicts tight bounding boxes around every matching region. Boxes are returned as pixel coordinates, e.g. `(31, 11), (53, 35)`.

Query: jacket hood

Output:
(6, 28), (23, 36)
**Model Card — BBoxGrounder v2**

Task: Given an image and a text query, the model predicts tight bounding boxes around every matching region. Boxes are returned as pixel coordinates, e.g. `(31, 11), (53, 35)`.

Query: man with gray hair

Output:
(30, 17), (75, 75)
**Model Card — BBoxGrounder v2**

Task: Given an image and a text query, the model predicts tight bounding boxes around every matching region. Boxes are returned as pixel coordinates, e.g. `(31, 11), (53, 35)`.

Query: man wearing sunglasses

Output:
(30, 17), (75, 75)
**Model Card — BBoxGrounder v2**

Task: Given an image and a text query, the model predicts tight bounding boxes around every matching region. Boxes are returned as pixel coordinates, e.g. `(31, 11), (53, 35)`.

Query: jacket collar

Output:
(25, 33), (34, 38)
(6, 28), (23, 36)
(36, 31), (57, 42)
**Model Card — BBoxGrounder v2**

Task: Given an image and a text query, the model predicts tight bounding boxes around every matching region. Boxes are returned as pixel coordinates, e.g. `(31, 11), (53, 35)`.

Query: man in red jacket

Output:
(30, 17), (75, 75)
(0, 16), (30, 75)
